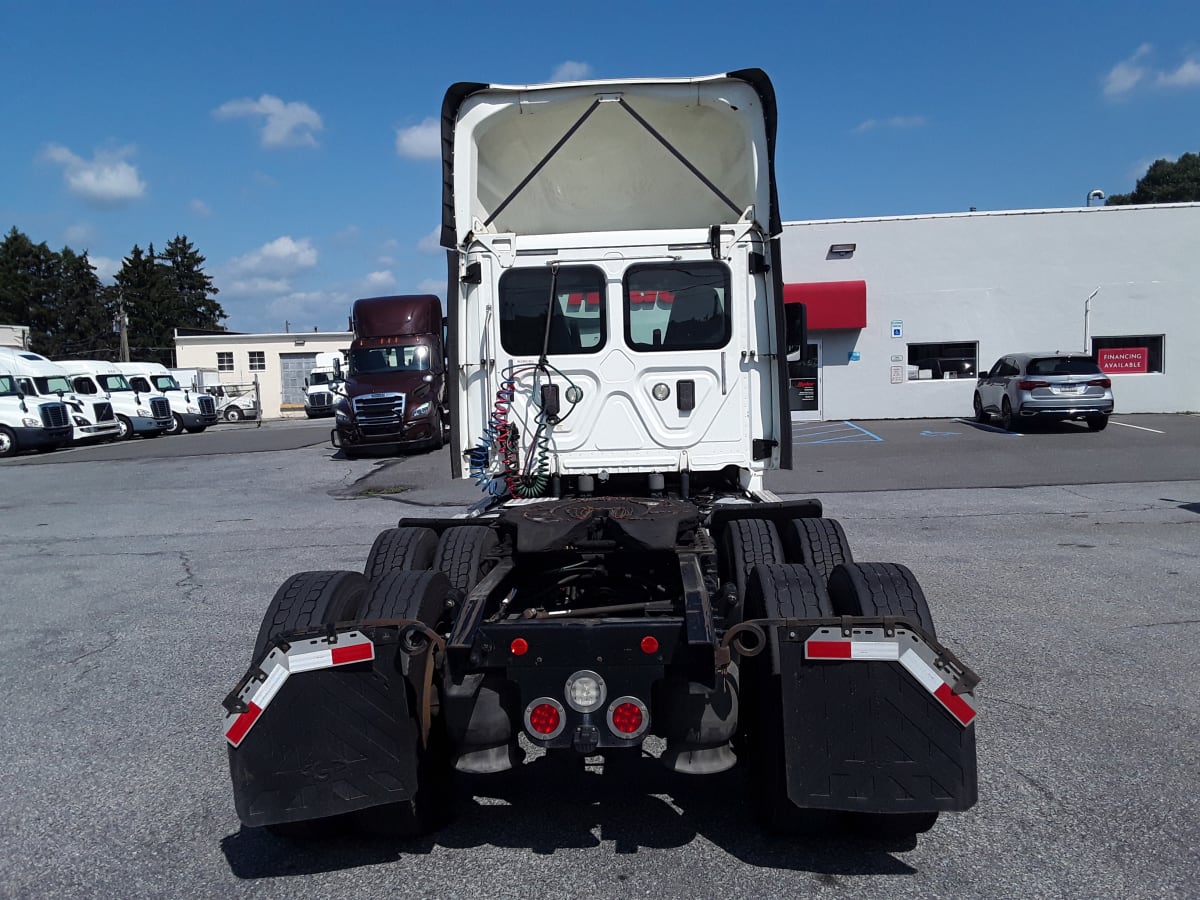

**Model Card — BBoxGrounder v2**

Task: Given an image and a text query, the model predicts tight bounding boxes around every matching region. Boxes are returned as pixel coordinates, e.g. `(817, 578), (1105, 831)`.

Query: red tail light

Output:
(640, 635), (659, 655)
(610, 703), (643, 734)
(1017, 379), (1050, 390)
(1088, 377), (1111, 388)
(527, 702), (562, 736)
(510, 638), (529, 656)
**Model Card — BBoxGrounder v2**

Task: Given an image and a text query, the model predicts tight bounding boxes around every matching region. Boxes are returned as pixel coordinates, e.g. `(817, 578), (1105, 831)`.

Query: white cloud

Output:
(89, 255), (119, 283)
(225, 276), (293, 296)
(551, 61), (593, 82)
(265, 290), (352, 331)
(395, 118), (440, 159)
(213, 94), (324, 148)
(230, 236), (318, 275)
(64, 223), (93, 244)
(418, 277), (446, 297)
(364, 270), (396, 290)
(377, 255), (395, 266)
(1104, 44), (1152, 98)
(41, 144), (146, 206)
(1157, 57), (1200, 88)
(853, 115), (928, 133)
(417, 225), (442, 254)
(191, 199), (212, 217)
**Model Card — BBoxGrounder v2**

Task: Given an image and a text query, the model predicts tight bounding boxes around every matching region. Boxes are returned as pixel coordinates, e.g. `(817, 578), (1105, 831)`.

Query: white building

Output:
(780, 202), (1199, 420)
(171, 202), (1198, 422)
(173, 330), (351, 419)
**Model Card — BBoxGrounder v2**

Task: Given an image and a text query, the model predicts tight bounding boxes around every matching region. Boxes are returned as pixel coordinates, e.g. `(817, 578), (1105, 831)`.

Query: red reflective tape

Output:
(331, 643), (373, 665)
(806, 640), (852, 659)
(225, 702), (263, 747)
(935, 683), (977, 726)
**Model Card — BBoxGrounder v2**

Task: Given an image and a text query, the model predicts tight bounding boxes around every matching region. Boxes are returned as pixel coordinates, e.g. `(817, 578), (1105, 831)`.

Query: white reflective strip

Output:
(850, 641), (900, 661)
(251, 664), (290, 709)
(288, 648), (334, 673)
(900, 648), (943, 693)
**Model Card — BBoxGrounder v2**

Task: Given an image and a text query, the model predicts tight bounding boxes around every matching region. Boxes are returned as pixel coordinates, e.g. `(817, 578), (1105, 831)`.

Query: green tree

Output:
(53, 248), (118, 360)
(160, 235), (224, 329)
(0, 227), (60, 352)
(1106, 152), (1200, 205)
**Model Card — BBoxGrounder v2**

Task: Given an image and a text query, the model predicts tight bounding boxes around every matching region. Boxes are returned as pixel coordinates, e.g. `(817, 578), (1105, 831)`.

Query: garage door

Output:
(279, 353), (317, 406)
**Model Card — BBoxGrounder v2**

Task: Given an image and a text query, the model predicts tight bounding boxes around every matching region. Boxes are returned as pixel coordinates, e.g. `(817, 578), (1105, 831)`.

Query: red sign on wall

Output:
(1097, 347), (1149, 374)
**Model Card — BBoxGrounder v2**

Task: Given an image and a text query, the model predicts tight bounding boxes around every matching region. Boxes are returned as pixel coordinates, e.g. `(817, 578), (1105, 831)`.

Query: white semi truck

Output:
(0, 347), (121, 445)
(303, 351), (344, 419)
(116, 362), (219, 435)
(57, 360), (172, 440)
(0, 370), (72, 457)
(224, 70), (978, 842)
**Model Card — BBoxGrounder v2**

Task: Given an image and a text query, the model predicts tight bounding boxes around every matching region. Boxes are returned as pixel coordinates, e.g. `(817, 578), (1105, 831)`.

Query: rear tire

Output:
(827, 562), (937, 637)
(252, 570), (369, 659)
(434, 526), (498, 593)
(719, 519), (785, 615)
(1000, 398), (1016, 432)
(225, 407), (243, 422)
(781, 518), (853, 582)
(1087, 415), (1109, 432)
(363, 526), (439, 580)
(972, 393), (988, 423)
(741, 564), (835, 833)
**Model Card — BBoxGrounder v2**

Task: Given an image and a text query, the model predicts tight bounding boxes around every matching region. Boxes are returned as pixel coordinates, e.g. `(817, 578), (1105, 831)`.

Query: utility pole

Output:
(117, 293), (130, 362)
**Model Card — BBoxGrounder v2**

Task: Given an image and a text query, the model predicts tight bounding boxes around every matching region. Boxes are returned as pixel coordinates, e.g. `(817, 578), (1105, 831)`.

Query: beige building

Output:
(174, 330), (352, 419)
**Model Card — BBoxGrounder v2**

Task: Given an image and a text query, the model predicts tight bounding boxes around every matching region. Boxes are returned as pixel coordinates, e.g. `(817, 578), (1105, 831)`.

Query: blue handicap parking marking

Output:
(792, 421), (884, 444)
(920, 429), (961, 437)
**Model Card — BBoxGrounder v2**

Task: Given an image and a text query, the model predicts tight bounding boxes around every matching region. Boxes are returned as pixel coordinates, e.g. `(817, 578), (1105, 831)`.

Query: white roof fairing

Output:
(442, 72), (779, 246)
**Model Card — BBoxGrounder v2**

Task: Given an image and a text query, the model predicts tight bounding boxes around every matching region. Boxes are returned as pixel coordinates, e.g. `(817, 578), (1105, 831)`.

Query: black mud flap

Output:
(776, 624), (978, 814)
(227, 639), (421, 828)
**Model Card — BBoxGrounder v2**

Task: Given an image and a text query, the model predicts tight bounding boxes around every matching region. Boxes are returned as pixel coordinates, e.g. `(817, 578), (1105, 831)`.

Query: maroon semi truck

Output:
(330, 294), (447, 457)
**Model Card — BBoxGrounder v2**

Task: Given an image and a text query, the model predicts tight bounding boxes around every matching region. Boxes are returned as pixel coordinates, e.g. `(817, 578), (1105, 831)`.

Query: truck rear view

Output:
(225, 70), (978, 842)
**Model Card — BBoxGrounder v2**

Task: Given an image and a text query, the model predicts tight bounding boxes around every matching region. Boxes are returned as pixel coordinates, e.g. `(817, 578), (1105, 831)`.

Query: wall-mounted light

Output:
(828, 243), (857, 258)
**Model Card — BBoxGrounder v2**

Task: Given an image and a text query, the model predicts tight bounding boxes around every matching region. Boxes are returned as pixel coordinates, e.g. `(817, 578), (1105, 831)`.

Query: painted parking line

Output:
(792, 421), (884, 444)
(1111, 420), (1165, 433)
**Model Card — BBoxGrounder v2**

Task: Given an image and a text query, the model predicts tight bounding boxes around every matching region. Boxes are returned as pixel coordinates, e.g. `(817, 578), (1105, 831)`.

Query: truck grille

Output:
(198, 395), (216, 417)
(93, 401), (115, 422)
(309, 391), (333, 410)
(352, 393), (405, 434)
(150, 396), (172, 423)
(39, 402), (70, 429)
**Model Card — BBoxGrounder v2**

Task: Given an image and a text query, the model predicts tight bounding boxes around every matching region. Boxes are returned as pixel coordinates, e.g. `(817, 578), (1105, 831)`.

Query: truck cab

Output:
(116, 362), (219, 435)
(330, 295), (446, 456)
(0, 370), (72, 457)
(57, 360), (172, 440)
(303, 351), (345, 418)
(0, 347), (120, 445)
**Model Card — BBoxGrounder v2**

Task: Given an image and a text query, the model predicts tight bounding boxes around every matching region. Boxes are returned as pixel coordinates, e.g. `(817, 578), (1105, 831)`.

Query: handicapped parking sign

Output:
(890, 319), (903, 338)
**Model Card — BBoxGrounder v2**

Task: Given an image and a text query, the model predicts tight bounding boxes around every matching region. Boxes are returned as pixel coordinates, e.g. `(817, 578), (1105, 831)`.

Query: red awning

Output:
(783, 281), (867, 330)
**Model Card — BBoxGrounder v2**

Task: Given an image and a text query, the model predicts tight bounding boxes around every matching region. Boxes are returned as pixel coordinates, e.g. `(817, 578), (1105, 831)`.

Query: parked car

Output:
(974, 352), (1114, 431)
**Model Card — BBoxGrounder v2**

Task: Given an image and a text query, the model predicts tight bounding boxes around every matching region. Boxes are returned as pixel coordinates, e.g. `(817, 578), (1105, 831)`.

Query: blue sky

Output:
(2, 1), (1198, 335)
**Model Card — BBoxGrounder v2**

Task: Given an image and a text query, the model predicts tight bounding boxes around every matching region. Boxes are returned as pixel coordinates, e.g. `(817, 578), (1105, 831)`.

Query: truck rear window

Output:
(623, 262), (731, 352)
(498, 266), (605, 357)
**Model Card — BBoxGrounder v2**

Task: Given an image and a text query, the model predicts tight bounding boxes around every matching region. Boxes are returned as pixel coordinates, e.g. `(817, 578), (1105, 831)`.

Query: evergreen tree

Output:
(1106, 152), (1200, 205)
(0, 227), (60, 352)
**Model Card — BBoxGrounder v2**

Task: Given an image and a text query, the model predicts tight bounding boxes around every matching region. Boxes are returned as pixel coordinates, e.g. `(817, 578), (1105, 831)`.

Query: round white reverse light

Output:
(565, 669), (607, 713)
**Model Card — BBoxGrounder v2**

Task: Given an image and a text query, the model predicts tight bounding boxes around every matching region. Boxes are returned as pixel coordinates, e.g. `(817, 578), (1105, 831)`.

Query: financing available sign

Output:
(1097, 347), (1149, 374)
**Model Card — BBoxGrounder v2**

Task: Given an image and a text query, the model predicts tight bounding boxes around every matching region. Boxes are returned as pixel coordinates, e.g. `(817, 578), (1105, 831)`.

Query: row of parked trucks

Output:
(0, 347), (248, 458)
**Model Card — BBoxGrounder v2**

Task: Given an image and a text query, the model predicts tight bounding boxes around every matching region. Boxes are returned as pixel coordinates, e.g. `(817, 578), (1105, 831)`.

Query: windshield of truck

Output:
(97, 373), (133, 392)
(0, 375), (18, 396)
(34, 376), (73, 395)
(310, 372), (333, 386)
(350, 344), (431, 375)
(152, 375), (180, 391)
(624, 262), (731, 351)
(498, 265), (605, 356)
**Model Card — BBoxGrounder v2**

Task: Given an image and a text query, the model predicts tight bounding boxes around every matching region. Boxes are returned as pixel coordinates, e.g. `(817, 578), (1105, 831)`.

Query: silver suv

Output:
(973, 352), (1114, 431)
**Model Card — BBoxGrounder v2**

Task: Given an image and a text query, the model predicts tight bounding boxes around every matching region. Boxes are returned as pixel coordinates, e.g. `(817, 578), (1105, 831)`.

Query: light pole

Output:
(1086, 189), (1105, 207)
(1083, 287), (1099, 353)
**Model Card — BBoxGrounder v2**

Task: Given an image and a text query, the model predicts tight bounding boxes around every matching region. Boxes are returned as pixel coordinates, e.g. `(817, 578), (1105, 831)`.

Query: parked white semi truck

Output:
(57, 360), (172, 440)
(224, 70), (978, 842)
(0, 370), (72, 457)
(0, 347), (121, 445)
(303, 351), (344, 418)
(117, 362), (219, 435)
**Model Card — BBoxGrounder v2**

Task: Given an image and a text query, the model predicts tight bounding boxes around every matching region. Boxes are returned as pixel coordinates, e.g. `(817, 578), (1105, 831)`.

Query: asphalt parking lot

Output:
(1, 416), (1197, 898)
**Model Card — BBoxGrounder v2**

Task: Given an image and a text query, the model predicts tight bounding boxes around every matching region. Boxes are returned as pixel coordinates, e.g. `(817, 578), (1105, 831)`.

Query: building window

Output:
(1091, 335), (1163, 374)
(249, 351), (266, 371)
(217, 352), (234, 372)
(907, 342), (978, 381)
